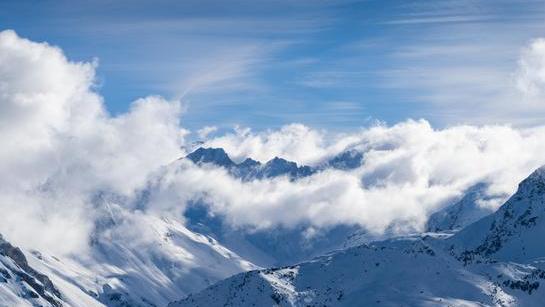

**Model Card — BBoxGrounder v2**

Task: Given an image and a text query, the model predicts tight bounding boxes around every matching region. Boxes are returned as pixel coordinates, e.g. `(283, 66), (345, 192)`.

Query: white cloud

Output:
(197, 125), (218, 139)
(152, 120), (545, 235)
(4, 29), (545, 258)
(0, 30), (186, 254)
(203, 124), (347, 164)
(516, 38), (545, 99)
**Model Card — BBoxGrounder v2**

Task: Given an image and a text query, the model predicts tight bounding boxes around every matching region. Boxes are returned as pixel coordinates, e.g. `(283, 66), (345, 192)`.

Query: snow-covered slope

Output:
(0, 208), (258, 307)
(427, 183), (507, 232)
(449, 166), (545, 264)
(170, 234), (545, 307)
(0, 236), (64, 307)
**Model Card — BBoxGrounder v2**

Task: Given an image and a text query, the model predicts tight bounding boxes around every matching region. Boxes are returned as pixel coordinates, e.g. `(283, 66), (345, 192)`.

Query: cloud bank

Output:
(0, 30), (186, 254)
(3, 30), (545, 256)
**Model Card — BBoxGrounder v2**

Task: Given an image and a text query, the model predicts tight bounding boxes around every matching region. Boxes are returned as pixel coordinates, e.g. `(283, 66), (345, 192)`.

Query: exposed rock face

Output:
(0, 235), (63, 306)
(185, 147), (315, 180)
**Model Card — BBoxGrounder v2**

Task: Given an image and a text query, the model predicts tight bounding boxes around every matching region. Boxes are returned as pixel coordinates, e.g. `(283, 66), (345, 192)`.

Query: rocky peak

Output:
(327, 149), (363, 170)
(186, 147), (235, 168)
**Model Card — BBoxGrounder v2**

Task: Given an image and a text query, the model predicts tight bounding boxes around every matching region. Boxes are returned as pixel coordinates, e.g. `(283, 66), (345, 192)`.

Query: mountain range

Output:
(2, 147), (544, 306)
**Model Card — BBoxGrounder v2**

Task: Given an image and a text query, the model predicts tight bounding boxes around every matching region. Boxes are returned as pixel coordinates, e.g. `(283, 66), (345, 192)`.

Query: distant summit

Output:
(325, 149), (363, 170)
(184, 147), (363, 181)
(186, 147), (235, 168)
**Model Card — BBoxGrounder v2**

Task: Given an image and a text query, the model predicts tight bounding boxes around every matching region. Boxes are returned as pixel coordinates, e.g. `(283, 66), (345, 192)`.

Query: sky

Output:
(5, 1), (545, 256)
(3, 0), (545, 133)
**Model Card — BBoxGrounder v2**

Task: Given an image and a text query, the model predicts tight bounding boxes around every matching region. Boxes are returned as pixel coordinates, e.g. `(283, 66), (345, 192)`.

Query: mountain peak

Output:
(239, 158), (261, 168)
(184, 147), (315, 180)
(448, 165), (545, 262)
(516, 166), (545, 196)
(261, 156), (312, 179)
(186, 147), (235, 167)
(327, 149), (363, 170)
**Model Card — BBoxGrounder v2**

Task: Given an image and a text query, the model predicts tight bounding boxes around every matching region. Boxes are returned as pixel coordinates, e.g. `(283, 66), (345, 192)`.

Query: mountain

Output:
(448, 166), (545, 263)
(185, 147), (364, 181)
(186, 147), (236, 168)
(186, 147), (314, 180)
(183, 199), (363, 268)
(257, 157), (314, 179)
(0, 204), (258, 307)
(426, 183), (507, 232)
(169, 234), (544, 306)
(324, 149), (363, 171)
(168, 166), (545, 307)
(0, 236), (64, 306)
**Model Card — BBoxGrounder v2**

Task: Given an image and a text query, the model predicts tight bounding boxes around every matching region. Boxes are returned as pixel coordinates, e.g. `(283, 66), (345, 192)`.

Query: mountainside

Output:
(170, 235), (545, 307)
(169, 166), (545, 307)
(0, 236), (64, 307)
(0, 209), (258, 307)
(448, 166), (545, 264)
(426, 183), (506, 232)
(0, 147), (365, 307)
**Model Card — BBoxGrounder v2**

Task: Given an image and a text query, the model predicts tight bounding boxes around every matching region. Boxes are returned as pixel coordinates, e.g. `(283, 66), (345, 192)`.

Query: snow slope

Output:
(170, 235), (537, 306)
(0, 236), (64, 307)
(0, 209), (258, 307)
(449, 166), (545, 264)
(427, 183), (507, 232)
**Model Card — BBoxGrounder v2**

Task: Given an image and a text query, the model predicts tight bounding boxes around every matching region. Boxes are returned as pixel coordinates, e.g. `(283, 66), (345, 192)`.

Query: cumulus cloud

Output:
(202, 124), (359, 164)
(4, 29), (545, 257)
(0, 30), (186, 254)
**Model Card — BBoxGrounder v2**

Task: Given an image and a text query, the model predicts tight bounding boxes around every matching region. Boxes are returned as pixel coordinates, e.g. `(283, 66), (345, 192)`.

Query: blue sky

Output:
(3, 0), (545, 131)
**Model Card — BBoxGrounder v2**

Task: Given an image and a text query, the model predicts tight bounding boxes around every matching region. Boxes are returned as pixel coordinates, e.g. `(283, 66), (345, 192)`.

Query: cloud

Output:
(151, 120), (545, 235)
(201, 124), (333, 164)
(0, 30), (186, 254)
(197, 126), (217, 139)
(4, 29), (545, 258)
(516, 38), (545, 99)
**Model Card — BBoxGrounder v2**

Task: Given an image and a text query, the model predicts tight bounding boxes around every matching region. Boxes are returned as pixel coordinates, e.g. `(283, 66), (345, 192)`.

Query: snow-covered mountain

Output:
(170, 234), (541, 307)
(448, 166), (545, 264)
(169, 166), (545, 307)
(426, 183), (507, 232)
(0, 209), (257, 307)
